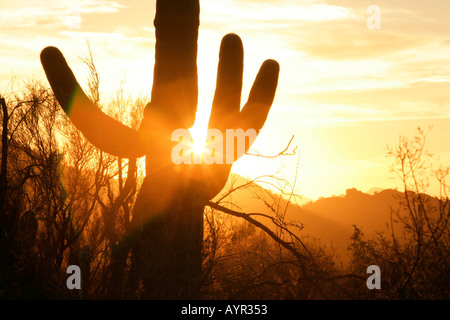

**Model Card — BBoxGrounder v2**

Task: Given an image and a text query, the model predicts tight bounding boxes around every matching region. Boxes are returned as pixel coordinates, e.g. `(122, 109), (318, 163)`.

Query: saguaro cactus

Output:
(40, 0), (279, 299)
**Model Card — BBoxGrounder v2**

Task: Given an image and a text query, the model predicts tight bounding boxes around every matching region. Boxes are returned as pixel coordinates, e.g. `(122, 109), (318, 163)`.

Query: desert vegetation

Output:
(0, 68), (448, 299)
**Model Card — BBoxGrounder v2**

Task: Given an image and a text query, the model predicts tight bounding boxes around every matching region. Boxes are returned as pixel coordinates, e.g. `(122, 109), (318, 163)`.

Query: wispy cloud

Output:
(0, 0), (125, 29)
(226, 1), (351, 22)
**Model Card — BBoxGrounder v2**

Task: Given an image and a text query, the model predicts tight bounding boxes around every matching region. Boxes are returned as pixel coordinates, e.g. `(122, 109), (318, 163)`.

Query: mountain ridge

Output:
(217, 174), (434, 260)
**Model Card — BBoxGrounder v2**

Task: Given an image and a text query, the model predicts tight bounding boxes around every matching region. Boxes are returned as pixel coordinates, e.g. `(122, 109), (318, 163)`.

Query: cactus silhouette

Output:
(40, 0), (279, 298)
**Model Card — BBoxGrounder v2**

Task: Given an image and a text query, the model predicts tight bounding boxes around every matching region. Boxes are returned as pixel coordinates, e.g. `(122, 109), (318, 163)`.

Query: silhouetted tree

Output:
(0, 82), (67, 298)
(202, 172), (365, 299)
(348, 128), (449, 299)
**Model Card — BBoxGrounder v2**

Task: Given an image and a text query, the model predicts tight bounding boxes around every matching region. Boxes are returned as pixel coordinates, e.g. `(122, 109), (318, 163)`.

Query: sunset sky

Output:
(1, 0), (449, 200)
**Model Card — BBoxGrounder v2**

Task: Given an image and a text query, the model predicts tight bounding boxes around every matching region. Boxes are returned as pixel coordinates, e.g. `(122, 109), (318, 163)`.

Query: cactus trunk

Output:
(133, 179), (205, 299)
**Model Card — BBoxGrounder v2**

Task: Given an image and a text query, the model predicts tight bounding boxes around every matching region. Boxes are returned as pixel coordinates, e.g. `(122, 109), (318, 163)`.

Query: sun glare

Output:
(189, 125), (208, 156)
(188, 103), (211, 156)
(191, 136), (207, 155)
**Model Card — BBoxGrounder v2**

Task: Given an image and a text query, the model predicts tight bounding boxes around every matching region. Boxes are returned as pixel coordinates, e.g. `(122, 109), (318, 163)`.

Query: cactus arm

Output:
(40, 46), (147, 159)
(148, 0), (200, 130)
(240, 59), (280, 132)
(208, 34), (279, 162)
(209, 33), (244, 131)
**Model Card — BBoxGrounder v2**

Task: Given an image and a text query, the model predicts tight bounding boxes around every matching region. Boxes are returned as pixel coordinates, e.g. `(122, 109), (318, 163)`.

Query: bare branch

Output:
(246, 134), (297, 158)
(206, 201), (310, 263)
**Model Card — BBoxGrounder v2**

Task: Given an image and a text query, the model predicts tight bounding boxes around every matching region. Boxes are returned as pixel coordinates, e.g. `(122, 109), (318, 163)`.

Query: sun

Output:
(191, 136), (207, 155)
(189, 124), (208, 157)
(188, 103), (211, 157)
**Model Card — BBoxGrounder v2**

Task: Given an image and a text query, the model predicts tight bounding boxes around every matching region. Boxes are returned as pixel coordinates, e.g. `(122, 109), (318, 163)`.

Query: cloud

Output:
(0, 1), (156, 96)
(204, 0), (351, 22)
(294, 22), (429, 61)
(0, 0), (125, 30)
(296, 81), (450, 123)
(263, 0), (450, 61)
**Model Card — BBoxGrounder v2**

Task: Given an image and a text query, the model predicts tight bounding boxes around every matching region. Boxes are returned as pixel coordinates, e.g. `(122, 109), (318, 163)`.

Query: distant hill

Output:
(215, 175), (436, 262)
(366, 187), (387, 195)
(301, 188), (404, 236)
(216, 174), (352, 250)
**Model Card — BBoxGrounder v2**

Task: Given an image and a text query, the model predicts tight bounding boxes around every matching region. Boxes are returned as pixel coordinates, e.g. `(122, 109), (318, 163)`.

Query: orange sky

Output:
(1, 0), (449, 200)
